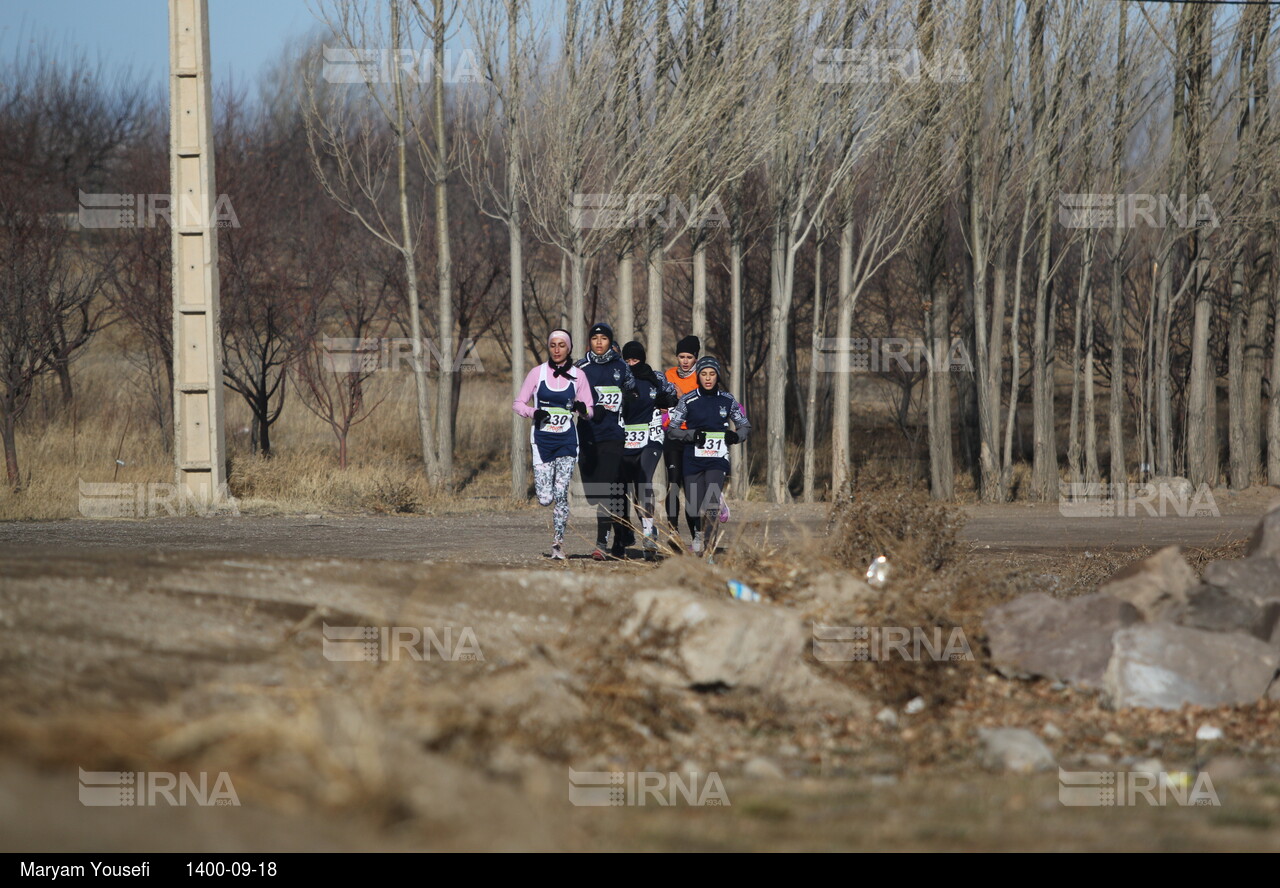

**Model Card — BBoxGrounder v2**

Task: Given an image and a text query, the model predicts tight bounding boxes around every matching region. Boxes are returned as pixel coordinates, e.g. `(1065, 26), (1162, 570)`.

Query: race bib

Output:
(695, 431), (727, 459)
(648, 411), (665, 443)
(542, 407), (572, 434)
(596, 386), (623, 412)
(624, 423), (649, 450)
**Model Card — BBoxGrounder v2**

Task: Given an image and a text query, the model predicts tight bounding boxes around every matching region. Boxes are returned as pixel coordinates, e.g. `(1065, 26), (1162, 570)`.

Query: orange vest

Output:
(665, 367), (698, 397)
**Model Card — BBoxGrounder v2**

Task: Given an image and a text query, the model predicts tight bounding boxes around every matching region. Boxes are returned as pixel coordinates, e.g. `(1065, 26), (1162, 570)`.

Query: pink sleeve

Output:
(575, 372), (594, 412)
(512, 367), (540, 418)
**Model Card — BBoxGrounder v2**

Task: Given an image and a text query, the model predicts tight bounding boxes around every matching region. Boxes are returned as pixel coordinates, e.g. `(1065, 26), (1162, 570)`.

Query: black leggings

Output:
(620, 444), (663, 531)
(663, 439), (694, 533)
(684, 468), (726, 538)
(580, 438), (626, 545)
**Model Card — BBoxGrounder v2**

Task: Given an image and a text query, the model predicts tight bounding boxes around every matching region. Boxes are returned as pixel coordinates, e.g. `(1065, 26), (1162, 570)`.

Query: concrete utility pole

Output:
(168, 0), (227, 505)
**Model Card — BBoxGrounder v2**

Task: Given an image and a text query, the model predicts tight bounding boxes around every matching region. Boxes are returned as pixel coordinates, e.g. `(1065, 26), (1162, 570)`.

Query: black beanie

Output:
(622, 340), (646, 362)
(676, 335), (700, 357)
(695, 355), (721, 377)
(589, 322), (614, 344)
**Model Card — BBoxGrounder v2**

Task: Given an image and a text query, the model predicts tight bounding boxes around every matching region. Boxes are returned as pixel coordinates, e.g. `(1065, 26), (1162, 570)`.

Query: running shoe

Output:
(691, 531), (704, 555)
(609, 540), (627, 561)
(642, 529), (657, 562)
(591, 547), (607, 561)
(618, 527), (636, 548)
(551, 542), (566, 561)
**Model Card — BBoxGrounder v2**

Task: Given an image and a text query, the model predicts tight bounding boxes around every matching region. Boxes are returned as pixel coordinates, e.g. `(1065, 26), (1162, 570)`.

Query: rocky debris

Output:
(984, 593), (1140, 688)
(618, 588), (870, 716)
(986, 510), (1280, 710)
(1097, 546), (1196, 621)
(1103, 624), (1280, 710)
(977, 727), (1056, 774)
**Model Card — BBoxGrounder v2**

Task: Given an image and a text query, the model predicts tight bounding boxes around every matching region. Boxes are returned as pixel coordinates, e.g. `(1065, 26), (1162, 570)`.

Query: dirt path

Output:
(1, 488), (1274, 565)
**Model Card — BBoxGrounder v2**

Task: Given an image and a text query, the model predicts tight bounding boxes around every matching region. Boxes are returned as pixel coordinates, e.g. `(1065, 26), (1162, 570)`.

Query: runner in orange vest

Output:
(662, 335), (700, 549)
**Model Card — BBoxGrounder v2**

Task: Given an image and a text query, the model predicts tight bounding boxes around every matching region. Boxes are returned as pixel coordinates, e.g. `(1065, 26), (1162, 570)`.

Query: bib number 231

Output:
(695, 431), (727, 459)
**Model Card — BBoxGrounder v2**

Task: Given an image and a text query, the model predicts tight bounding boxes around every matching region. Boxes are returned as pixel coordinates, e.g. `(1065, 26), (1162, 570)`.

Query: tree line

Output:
(1, 0), (1277, 504)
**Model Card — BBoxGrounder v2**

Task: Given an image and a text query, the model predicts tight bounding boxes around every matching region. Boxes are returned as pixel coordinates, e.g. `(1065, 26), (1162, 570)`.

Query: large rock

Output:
(619, 588), (869, 715)
(1202, 558), (1280, 607)
(977, 727), (1056, 774)
(1175, 583), (1280, 642)
(1246, 506), (1280, 559)
(1097, 546), (1196, 621)
(984, 593), (1140, 689)
(1103, 624), (1280, 709)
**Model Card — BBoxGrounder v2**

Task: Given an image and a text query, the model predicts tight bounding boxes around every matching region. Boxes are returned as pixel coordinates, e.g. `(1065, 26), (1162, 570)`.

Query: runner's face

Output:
(677, 352), (696, 372)
(549, 337), (569, 363)
(699, 368), (717, 390)
(591, 334), (610, 355)
(625, 357), (639, 367)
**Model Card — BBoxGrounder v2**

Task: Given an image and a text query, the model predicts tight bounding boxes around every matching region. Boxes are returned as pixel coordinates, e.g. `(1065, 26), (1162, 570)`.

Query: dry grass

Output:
(0, 346), (529, 519)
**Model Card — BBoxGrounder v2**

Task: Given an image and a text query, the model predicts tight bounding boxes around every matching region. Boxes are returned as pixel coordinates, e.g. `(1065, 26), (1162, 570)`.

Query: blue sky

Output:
(1, 0), (322, 95)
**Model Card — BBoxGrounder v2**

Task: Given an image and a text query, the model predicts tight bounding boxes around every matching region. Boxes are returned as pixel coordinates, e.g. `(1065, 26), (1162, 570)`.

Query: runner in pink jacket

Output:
(512, 329), (594, 560)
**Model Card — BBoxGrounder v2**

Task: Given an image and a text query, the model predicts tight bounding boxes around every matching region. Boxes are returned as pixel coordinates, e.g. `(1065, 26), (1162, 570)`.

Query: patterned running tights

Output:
(534, 455), (576, 542)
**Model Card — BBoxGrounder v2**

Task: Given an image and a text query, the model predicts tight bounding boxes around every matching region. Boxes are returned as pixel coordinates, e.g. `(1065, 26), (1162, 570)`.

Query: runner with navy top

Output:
(619, 340), (680, 561)
(512, 329), (594, 560)
(575, 322), (637, 560)
(664, 356), (749, 561)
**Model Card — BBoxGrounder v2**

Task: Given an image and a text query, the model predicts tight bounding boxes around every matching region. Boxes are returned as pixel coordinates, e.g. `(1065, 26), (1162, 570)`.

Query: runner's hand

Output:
(533, 408), (549, 427)
(725, 430), (740, 445)
(693, 430), (707, 447)
(573, 400), (589, 418)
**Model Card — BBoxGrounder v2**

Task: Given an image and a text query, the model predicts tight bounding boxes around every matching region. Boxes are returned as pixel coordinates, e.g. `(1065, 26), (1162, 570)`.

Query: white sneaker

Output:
(551, 542), (566, 560)
(692, 531), (704, 555)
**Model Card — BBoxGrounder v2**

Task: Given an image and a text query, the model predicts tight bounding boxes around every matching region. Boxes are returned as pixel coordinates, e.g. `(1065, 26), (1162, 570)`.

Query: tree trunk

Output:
(433, 0), (454, 489)
(1, 407), (19, 489)
(1228, 249), (1249, 489)
(831, 217), (853, 496)
(927, 291), (954, 500)
(730, 206), (747, 498)
(645, 230), (664, 366)
(617, 249), (634, 344)
(391, 0), (440, 485)
(767, 220), (791, 503)
(803, 234), (824, 502)
(692, 238), (707, 345)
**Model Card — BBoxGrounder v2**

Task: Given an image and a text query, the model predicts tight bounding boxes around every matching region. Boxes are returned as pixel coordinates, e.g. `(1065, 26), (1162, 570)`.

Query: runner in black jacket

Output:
(619, 340), (680, 560)
(664, 356), (749, 561)
(575, 322), (636, 560)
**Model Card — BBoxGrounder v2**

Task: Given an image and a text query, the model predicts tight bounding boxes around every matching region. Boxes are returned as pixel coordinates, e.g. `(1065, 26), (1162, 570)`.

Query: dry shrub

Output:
(827, 483), (965, 577)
